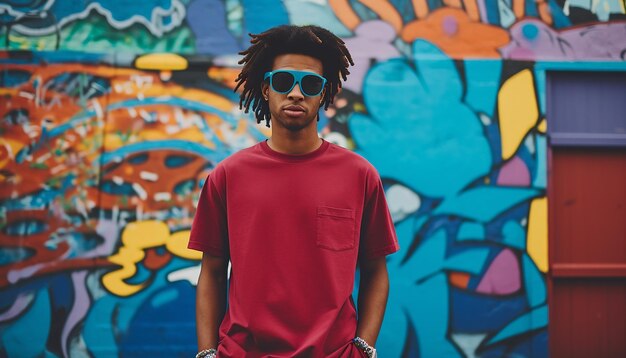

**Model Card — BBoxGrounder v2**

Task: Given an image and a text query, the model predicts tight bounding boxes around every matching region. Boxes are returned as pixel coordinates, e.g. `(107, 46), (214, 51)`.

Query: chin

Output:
(276, 116), (316, 131)
(284, 122), (311, 131)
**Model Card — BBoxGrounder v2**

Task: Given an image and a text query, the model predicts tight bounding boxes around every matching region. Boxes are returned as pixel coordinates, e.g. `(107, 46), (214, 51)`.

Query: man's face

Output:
(262, 54), (325, 132)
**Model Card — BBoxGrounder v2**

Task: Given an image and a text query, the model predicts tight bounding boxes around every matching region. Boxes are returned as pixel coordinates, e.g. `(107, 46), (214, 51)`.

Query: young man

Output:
(188, 25), (398, 358)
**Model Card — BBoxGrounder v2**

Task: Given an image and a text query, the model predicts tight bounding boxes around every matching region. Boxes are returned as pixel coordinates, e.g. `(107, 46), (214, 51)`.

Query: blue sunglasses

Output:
(264, 70), (327, 97)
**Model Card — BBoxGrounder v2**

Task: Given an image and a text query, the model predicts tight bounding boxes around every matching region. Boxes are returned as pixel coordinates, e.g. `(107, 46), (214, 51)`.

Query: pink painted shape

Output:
(476, 249), (521, 295)
(501, 19), (626, 61)
(497, 156), (530, 186)
(442, 16), (458, 36)
(342, 20), (400, 93)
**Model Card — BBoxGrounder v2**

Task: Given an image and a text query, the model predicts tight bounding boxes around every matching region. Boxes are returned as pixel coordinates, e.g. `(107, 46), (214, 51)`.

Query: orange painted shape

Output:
(359, 0), (404, 33)
(443, 0), (463, 8)
(401, 8), (509, 59)
(144, 248), (172, 270)
(538, 3), (553, 25)
(449, 271), (471, 288)
(412, 0), (429, 19)
(513, 0), (525, 18)
(207, 67), (240, 89)
(329, 0), (361, 30)
(160, 70), (172, 81)
(463, 0), (481, 21)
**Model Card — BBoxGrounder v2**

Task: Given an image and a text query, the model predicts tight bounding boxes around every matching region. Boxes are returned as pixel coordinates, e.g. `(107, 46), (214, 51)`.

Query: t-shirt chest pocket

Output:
(316, 206), (356, 251)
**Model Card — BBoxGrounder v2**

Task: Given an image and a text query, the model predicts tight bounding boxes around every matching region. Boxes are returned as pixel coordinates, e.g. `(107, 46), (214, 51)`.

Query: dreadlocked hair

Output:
(234, 25), (354, 127)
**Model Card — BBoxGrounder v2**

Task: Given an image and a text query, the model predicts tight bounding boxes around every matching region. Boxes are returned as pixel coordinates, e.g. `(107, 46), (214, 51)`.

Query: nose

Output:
(287, 81), (304, 100)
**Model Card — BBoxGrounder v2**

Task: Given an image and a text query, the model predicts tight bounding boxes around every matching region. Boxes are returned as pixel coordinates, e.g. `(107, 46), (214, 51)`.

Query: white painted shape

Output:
(479, 113), (492, 126)
(75, 125), (87, 137)
(132, 183), (148, 200)
(36, 152), (51, 163)
(386, 184), (421, 222)
(165, 125), (179, 134)
(323, 132), (348, 148)
(50, 164), (67, 175)
(154, 192), (172, 201)
(168, 262), (232, 286)
(18, 91), (34, 100)
(450, 333), (488, 358)
(139, 171), (159, 182)
(91, 99), (104, 120)
(167, 265), (201, 286)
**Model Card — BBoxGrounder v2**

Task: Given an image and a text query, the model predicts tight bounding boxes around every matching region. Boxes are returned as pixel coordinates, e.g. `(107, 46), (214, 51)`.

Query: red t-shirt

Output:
(188, 139), (399, 357)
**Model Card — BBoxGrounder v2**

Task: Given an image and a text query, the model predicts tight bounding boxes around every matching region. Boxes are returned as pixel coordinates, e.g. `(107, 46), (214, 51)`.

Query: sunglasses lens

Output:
(301, 75), (324, 96)
(271, 72), (295, 93)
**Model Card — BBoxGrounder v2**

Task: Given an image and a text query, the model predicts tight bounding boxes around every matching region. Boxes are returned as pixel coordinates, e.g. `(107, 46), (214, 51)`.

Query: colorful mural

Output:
(0, 53), (264, 357)
(0, 51), (547, 357)
(2, 0), (625, 58)
(1, 0), (625, 357)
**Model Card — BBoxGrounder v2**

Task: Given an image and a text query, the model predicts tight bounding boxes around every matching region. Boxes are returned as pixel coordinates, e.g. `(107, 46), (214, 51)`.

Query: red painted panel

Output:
(551, 148), (626, 264)
(549, 147), (626, 357)
(551, 263), (626, 278)
(551, 279), (626, 358)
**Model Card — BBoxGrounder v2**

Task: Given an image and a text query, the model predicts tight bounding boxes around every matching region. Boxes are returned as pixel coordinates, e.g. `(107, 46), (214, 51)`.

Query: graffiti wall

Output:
(1, 0), (625, 357)
(2, 0), (626, 59)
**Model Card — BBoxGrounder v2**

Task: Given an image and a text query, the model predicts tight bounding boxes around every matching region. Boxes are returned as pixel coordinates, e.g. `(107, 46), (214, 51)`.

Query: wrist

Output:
(353, 337), (377, 358)
(195, 348), (217, 358)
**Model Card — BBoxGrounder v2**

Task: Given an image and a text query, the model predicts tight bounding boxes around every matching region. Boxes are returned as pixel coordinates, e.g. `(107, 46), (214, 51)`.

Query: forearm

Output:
(196, 254), (228, 350)
(355, 257), (390, 345)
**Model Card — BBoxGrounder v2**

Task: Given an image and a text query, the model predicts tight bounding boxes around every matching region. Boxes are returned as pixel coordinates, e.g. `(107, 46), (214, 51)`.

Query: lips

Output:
(283, 105), (306, 117)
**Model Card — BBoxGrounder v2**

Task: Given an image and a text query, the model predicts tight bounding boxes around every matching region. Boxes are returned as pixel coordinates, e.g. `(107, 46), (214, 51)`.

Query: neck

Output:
(267, 126), (322, 155)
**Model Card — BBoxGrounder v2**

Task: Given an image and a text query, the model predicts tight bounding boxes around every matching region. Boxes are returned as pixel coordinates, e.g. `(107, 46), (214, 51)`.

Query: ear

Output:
(261, 82), (269, 100)
(320, 87), (326, 104)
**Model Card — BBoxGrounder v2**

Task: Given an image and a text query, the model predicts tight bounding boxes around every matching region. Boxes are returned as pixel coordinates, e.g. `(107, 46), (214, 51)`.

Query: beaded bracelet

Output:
(195, 348), (217, 358)
(353, 337), (377, 358)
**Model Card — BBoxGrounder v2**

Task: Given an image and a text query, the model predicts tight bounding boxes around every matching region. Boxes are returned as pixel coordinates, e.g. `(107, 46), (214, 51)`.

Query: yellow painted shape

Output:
(123, 220), (169, 247)
(136, 53), (188, 71)
(176, 128), (206, 142)
(498, 69), (539, 160)
(103, 221), (169, 296)
(184, 89), (232, 110)
(236, 119), (248, 135)
(167, 231), (201, 260)
(102, 247), (146, 296)
(527, 197), (548, 273)
(140, 129), (167, 140)
(537, 118), (547, 133)
(103, 135), (124, 151)
(103, 221), (202, 296)
(0, 89), (18, 95)
(1, 138), (24, 158)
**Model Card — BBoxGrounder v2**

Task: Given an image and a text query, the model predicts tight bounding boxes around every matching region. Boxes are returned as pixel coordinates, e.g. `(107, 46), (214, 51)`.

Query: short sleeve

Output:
(359, 168), (399, 260)
(188, 165), (229, 258)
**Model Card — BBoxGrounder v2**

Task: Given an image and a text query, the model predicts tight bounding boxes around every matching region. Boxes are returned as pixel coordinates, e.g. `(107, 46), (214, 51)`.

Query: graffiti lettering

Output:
(102, 220), (200, 296)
